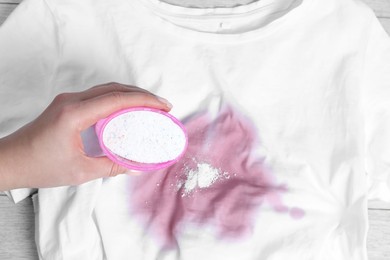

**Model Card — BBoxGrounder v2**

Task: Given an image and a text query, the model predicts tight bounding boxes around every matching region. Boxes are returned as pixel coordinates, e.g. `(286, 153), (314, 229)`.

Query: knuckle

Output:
(109, 91), (124, 103)
(56, 102), (79, 123)
(92, 82), (121, 91)
(122, 84), (140, 90)
(108, 82), (123, 90)
(53, 92), (72, 105)
(107, 81), (119, 86)
(89, 83), (105, 90)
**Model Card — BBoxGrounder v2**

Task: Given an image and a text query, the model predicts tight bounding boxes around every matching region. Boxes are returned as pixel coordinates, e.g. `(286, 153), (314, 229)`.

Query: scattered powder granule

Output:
(102, 111), (187, 164)
(179, 163), (231, 196)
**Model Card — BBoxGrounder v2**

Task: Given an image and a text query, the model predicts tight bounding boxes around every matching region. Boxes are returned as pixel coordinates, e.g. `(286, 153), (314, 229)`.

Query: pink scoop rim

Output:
(95, 107), (188, 171)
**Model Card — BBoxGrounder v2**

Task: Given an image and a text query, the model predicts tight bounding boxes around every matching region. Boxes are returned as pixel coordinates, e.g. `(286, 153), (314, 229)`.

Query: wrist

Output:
(0, 133), (29, 191)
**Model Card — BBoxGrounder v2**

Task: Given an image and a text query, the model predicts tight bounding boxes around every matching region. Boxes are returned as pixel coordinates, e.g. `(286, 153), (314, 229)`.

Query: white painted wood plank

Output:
(0, 0), (21, 4)
(0, 3), (17, 26)
(0, 196), (38, 260)
(367, 209), (390, 260)
(369, 200), (390, 210)
(363, 0), (390, 18)
(379, 17), (390, 35)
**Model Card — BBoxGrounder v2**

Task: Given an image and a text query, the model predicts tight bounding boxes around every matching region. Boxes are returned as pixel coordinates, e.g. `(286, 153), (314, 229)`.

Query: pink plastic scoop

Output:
(95, 107), (188, 171)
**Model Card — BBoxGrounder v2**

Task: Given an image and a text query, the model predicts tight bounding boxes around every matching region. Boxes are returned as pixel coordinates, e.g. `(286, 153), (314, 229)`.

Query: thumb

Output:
(85, 157), (141, 179)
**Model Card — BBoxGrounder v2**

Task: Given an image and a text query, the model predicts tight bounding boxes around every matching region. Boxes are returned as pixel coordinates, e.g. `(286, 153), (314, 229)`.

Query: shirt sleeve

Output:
(361, 12), (390, 202)
(0, 0), (59, 203)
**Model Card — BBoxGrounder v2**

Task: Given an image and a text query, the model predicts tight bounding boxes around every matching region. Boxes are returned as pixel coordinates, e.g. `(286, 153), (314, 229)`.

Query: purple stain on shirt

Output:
(129, 105), (304, 247)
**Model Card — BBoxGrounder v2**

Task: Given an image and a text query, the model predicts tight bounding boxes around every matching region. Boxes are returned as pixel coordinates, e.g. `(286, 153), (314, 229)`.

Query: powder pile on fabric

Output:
(179, 163), (230, 196)
(102, 111), (187, 164)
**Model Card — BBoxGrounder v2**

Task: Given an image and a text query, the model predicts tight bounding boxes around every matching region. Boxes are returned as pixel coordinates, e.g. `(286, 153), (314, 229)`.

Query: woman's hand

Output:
(0, 82), (172, 190)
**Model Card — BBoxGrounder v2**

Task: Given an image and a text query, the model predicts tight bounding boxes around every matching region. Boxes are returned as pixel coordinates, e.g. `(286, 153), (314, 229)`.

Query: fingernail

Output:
(157, 96), (173, 109)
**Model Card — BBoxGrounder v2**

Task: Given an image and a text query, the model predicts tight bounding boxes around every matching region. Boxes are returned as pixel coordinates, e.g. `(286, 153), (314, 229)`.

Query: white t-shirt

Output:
(1, 0), (390, 259)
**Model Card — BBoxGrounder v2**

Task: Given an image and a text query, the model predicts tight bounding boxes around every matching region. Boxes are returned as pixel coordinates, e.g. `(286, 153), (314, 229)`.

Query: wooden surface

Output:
(0, 3), (16, 25)
(1, 0), (390, 259)
(368, 209), (390, 260)
(0, 195), (38, 259)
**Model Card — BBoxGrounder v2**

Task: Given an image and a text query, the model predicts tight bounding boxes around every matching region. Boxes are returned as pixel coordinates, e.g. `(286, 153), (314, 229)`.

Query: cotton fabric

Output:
(1, 0), (390, 259)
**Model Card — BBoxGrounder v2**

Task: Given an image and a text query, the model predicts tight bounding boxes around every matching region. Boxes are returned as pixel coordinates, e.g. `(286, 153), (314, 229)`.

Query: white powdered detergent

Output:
(179, 163), (231, 196)
(102, 110), (186, 164)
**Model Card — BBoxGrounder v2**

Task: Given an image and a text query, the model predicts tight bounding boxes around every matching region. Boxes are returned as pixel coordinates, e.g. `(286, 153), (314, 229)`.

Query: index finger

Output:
(76, 83), (153, 101)
(76, 91), (172, 130)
